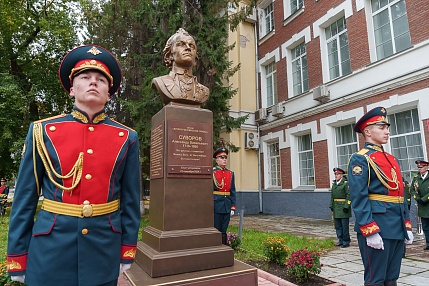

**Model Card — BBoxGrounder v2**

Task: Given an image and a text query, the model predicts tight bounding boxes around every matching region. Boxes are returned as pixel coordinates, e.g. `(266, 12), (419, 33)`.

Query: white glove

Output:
(11, 275), (25, 283)
(120, 263), (132, 274)
(405, 230), (414, 245)
(366, 233), (384, 250)
(230, 210), (235, 216)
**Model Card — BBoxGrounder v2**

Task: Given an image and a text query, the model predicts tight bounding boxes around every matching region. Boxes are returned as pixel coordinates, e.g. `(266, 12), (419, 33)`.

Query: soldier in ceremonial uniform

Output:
(348, 107), (413, 286)
(0, 178), (9, 215)
(7, 45), (141, 286)
(410, 159), (429, 250)
(329, 168), (351, 248)
(213, 147), (236, 245)
(0, 178), (9, 195)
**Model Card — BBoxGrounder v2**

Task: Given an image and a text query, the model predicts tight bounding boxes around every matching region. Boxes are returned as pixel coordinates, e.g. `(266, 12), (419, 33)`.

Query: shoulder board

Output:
(414, 174), (418, 178)
(357, 148), (369, 155)
(110, 118), (136, 132)
(34, 114), (67, 124)
(344, 180), (348, 183)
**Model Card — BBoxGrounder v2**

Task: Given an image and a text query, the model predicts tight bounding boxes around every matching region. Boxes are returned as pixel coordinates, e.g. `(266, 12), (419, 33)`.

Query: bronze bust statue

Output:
(152, 28), (209, 106)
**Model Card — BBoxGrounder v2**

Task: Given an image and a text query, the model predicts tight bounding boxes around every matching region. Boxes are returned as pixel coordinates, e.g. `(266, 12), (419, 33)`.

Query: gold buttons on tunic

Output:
(49, 126), (56, 131)
(82, 228), (88, 235)
(85, 174), (92, 180)
(88, 127), (95, 132)
(87, 149), (94, 154)
(119, 132), (124, 137)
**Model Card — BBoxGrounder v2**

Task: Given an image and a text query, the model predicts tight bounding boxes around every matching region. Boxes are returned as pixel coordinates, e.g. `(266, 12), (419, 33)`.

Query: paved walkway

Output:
(229, 214), (429, 286)
(119, 214), (429, 285)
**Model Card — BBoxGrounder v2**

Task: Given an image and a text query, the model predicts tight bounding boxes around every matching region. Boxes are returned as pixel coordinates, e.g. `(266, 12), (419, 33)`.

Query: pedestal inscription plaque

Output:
(167, 120), (212, 178)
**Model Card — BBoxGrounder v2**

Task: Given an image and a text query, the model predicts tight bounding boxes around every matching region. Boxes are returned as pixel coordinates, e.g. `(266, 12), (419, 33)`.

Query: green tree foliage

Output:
(0, 0), (84, 178)
(80, 0), (253, 177)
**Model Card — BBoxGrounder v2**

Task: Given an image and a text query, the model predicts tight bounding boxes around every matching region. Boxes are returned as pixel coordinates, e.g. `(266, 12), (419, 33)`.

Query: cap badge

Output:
(381, 108), (386, 113)
(87, 46), (102, 56)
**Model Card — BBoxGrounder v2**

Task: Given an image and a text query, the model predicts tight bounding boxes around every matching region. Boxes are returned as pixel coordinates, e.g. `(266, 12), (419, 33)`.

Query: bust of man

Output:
(152, 28), (209, 106)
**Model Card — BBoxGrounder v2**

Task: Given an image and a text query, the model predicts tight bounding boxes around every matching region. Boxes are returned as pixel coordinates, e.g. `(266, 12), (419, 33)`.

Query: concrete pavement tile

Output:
(320, 265), (356, 277)
(398, 275), (429, 286)
(327, 272), (363, 286)
(333, 261), (365, 272)
(402, 259), (429, 269)
(320, 256), (348, 265)
(399, 264), (428, 275)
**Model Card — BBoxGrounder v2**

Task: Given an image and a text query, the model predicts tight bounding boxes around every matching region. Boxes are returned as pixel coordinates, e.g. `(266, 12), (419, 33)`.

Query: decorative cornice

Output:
(259, 67), (429, 131)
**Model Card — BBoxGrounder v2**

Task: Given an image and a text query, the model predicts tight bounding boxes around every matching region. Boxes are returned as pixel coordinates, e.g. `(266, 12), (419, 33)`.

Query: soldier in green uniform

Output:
(329, 168), (351, 248)
(410, 159), (429, 250)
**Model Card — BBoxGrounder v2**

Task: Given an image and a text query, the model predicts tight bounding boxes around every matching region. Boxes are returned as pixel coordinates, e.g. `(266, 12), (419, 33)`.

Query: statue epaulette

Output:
(357, 148), (369, 155)
(34, 114), (67, 124)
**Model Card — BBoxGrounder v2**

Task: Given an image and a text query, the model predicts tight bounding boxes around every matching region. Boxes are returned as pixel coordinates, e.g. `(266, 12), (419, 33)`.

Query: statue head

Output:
(163, 28), (198, 70)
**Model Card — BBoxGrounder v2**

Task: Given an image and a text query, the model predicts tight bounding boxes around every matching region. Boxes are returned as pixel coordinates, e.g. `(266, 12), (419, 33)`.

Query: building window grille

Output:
(265, 61), (278, 106)
(326, 17), (351, 80)
(291, 0), (304, 14)
(298, 134), (314, 185)
(264, 3), (275, 34)
(268, 142), (281, 187)
(335, 124), (358, 172)
(388, 108), (424, 183)
(291, 42), (309, 96)
(371, 0), (411, 60)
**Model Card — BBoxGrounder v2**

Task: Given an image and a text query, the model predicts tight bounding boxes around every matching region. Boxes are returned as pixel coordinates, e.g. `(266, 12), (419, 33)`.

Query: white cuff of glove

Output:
(405, 230), (414, 244)
(366, 233), (384, 250)
(230, 210), (235, 216)
(120, 263), (132, 274)
(11, 275), (25, 283)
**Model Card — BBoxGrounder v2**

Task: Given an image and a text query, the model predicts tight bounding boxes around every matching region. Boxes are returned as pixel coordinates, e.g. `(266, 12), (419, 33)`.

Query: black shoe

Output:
(335, 242), (343, 246)
(341, 244), (350, 248)
(424, 246), (429, 250)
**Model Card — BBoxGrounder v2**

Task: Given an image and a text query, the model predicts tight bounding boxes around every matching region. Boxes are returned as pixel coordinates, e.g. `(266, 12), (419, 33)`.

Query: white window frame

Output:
(257, 0), (275, 39)
(265, 62), (278, 106)
(388, 108), (425, 184)
(283, 0), (305, 22)
(290, 42), (309, 96)
(364, 0), (411, 62)
(297, 134), (314, 186)
(312, 0), (353, 83)
(259, 48), (280, 108)
(267, 141), (282, 188)
(281, 26), (311, 99)
(325, 17), (351, 80)
(334, 124), (358, 172)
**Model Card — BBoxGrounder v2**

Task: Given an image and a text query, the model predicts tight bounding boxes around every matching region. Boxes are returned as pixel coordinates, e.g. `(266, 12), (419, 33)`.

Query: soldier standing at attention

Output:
(410, 159), (429, 250)
(329, 168), (351, 248)
(0, 178), (9, 195)
(213, 147), (236, 245)
(348, 107), (413, 286)
(7, 45), (141, 286)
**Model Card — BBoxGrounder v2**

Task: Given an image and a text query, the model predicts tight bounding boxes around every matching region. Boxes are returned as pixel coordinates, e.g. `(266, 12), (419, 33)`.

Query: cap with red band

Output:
(59, 45), (121, 95)
(353, 107), (390, 133)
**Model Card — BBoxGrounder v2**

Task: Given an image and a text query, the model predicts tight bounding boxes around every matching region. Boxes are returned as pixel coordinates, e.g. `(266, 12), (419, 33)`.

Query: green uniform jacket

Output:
(330, 178), (352, 218)
(410, 173), (429, 218)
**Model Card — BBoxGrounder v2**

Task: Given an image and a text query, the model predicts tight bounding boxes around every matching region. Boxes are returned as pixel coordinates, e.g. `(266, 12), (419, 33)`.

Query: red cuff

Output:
(121, 245), (137, 261)
(231, 206), (236, 210)
(405, 220), (412, 230)
(7, 254), (27, 272)
(359, 221), (380, 237)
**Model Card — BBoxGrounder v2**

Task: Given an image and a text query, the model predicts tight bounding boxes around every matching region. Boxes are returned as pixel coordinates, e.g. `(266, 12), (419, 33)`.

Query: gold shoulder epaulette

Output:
(34, 114), (67, 124)
(357, 148), (369, 155)
(110, 118), (136, 132)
